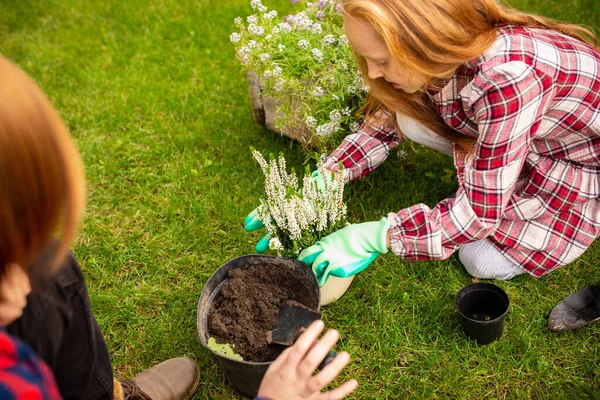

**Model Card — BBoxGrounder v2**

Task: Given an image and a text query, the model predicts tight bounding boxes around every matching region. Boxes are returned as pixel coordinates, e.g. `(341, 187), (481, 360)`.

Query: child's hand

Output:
(0, 263), (31, 326)
(257, 320), (358, 400)
(298, 218), (390, 286)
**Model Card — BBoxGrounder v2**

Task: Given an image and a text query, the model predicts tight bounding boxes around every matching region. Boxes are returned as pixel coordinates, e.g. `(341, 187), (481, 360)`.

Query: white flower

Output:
(311, 23), (322, 34)
(251, 150), (347, 258)
(350, 121), (360, 132)
(247, 15), (258, 24)
(278, 22), (292, 34)
(269, 237), (283, 253)
(293, 12), (312, 31)
(264, 10), (278, 19)
(234, 17), (243, 26)
(264, 64), (282, 78)
(323, 34), (336, 45)
(316, 123), (333, 136)
(346, 85), (357, 94)
(316, 123), (341, 137)
(274, 79), (285, 92)
(248, 24), (265, 36)
(342, 107), (351, 116)
(298, 39), (309, 49)
(397, 149), (408, 160)
(272, 26), (281, 34)
(339, 34), (348, 44)
(230, 32), (241, 43)
(260, 53), (271, 62)
(311, 48), (324, 62)
(258, 4), (268, 12)
(331, 94), (339, 101)
(313, 86), (324, 97)
(238, 46), (250, 65)
(329, 110), (341, 122)
(278, 44), (286, 52)
(306, 116), (318, 128)
(250, 0), (262, 10)
(247, 40), (258, 48)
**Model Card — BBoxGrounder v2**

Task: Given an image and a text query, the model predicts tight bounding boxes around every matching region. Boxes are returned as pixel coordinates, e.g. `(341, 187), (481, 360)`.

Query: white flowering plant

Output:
(231, 0), (367, 151)
(251, 148), (347, 257)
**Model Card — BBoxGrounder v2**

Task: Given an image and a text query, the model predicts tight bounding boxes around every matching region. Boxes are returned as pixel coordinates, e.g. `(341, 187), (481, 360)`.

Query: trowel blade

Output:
(267, 300), (321, 346)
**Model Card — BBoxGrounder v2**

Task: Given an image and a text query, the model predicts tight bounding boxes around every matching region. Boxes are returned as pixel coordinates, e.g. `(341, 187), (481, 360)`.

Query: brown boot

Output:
(118, 357), (200, 400)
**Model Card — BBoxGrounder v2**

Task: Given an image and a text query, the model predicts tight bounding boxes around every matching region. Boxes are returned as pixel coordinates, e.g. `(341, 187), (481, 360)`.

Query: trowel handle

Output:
(317, 349), (337, 371)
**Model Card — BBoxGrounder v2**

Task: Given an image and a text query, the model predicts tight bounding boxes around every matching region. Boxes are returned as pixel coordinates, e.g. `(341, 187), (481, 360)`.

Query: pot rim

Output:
(454, 282), (510, 323)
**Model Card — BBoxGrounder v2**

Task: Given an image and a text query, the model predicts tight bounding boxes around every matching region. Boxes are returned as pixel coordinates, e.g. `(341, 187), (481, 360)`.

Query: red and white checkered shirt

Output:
(323, 25), (600, 277)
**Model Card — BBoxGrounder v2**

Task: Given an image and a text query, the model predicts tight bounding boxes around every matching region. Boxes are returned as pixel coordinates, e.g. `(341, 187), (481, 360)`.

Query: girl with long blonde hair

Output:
(287, 0), (600, 284)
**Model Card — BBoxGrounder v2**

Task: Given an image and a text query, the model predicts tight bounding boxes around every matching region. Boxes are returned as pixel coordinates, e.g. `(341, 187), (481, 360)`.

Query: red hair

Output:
(0, 56), (86, 277)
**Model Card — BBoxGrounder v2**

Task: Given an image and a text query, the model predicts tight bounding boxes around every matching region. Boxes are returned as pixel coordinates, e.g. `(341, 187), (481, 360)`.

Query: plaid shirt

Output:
(0, 329), (61, 399)
(323, 25), (600, 277)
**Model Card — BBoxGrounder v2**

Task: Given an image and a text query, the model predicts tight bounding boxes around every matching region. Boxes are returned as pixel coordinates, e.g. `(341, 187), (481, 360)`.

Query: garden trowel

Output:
(266, 300), (336, 369)
(267, 300), (322, 346)
(548, 285), (600, 331)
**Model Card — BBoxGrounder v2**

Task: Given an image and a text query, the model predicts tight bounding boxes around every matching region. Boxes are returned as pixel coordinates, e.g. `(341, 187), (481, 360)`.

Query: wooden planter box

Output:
(247, 70), (315, 147)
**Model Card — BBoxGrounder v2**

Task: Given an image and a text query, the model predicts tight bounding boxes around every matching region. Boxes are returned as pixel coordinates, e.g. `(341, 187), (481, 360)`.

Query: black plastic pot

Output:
(455, 282), (509, 345)
(197, 254), (321, 398)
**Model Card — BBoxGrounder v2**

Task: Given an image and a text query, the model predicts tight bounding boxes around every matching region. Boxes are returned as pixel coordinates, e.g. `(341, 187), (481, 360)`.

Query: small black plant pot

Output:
(455, 282), (509, 345)
(197, 254), (320, 399)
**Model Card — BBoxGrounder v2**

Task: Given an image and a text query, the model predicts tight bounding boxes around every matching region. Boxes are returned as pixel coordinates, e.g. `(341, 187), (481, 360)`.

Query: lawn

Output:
(1, 0), (599, 398)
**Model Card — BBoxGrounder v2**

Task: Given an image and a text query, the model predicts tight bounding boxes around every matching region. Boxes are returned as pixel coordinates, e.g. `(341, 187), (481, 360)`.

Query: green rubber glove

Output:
(243, 170), (337, 253)
(243, 207), (272, 253)
(310, 169), (338, 193)
(244, 207), (267, 233)
(298, 218), (390, 287)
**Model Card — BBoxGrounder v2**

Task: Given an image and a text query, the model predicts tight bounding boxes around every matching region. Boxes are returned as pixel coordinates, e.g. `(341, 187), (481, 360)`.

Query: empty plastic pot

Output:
(455, 282), (509, 345)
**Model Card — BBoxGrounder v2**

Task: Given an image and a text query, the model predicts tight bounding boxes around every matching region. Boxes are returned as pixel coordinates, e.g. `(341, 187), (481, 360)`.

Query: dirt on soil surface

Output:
(208, 263), (316, 362)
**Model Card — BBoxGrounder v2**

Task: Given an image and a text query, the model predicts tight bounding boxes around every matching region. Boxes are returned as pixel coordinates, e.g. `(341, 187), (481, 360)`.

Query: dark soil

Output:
(208, 262), (318, 362)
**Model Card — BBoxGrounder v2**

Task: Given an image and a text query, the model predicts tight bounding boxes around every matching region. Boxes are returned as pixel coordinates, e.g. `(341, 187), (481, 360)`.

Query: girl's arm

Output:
(321, 111), (401, 182)
(387, 62), (555, 259)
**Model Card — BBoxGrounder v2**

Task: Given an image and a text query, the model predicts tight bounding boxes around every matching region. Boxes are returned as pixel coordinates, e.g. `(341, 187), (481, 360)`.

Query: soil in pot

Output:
(208, 263), (316, 362)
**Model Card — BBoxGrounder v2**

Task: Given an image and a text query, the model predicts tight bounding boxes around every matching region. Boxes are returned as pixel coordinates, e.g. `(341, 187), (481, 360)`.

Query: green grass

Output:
(1, 0), (599, 398)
